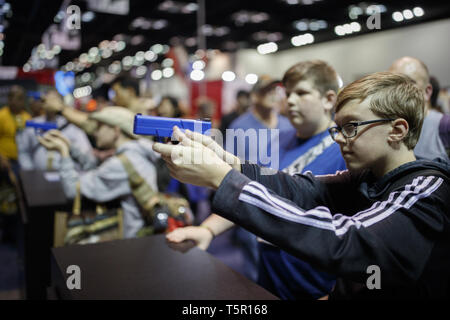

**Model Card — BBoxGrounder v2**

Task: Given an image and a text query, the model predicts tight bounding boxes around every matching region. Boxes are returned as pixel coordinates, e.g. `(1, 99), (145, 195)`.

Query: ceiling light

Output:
(136, 66), (148, 77)
(222, 71), (236, 82)
(163, 68), (174, 78)
(291, 33), (314, 46)
(151, 69), (163, 81)
(101, 49), (112, 59)
(403, 9), (413, 20)
(193, 60), (205, 70)
(350, 22), (361, 32)
(145, 51), (156, 61)
(392, 11), (404, 22)
(257, 42), (278, 55)
(190, 70), (204, 81)
(413, 7), (424, 17)
(81, 11), (95, 23)
(151, 44), (164, 54)
(122, 56), (133, 66)
(89, 47), (99, 57)
(74, 86), (92, 99)
(245, 74), (258, 85)
(162, 58), (174, 68)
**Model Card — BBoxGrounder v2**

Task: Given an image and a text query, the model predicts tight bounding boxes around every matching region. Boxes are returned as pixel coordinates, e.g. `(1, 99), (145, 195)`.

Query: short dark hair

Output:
(160, 96), (182, 118)
(236, 90), (250, 99)
(112, 75), (140, 96)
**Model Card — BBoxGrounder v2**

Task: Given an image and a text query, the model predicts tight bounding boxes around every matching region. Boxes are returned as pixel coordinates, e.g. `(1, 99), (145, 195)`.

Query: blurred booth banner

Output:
(0, 66), (18, 80)
(87, 0), (130, 15)
(190, 80), (223, 122)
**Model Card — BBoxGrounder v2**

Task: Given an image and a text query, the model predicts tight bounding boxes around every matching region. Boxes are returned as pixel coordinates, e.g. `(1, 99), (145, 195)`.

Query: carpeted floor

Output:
(0, 242), (23, 299)
(0, 214), (24, 300)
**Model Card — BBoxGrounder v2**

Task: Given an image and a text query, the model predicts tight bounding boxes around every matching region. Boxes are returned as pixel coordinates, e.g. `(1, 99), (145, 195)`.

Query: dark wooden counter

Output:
(51, 234), (278, 300)
(18, 170), (69, 300)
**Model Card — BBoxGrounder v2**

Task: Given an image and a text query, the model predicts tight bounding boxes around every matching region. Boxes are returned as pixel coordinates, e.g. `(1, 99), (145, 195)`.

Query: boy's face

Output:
(333, 98), (393, 173)
(285, 79), (330, 134)
(251, 87), (280, 111)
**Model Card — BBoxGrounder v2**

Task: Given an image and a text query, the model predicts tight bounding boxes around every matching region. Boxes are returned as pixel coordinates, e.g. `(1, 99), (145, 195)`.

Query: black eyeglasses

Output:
(328, 118), (396, 141)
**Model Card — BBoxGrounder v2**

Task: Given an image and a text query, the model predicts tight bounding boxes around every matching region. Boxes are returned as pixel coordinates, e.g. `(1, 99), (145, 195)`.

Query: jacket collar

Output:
(358, 159), (450, 199)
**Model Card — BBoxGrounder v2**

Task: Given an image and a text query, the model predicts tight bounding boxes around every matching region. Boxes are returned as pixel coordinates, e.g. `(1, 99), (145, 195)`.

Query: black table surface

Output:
(51, 234), (278, 300)
(19, 170), (67, 208)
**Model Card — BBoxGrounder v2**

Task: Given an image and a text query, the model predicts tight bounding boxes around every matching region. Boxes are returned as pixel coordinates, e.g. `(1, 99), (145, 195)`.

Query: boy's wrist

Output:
(199, 225), (215, 238)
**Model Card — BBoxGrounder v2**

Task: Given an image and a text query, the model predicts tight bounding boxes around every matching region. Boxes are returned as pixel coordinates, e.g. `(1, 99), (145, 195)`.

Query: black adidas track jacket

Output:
(212, 160), (450, 299)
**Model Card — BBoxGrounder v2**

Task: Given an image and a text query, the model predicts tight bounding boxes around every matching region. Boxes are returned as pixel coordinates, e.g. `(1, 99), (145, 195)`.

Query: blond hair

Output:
(282, 60), (339, 95)
(335, 72), (424, 149)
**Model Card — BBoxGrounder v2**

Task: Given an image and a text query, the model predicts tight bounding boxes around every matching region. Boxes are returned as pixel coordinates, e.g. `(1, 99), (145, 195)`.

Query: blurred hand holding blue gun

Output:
(133, 114), (211, 141)
(25, 120), (58, 133)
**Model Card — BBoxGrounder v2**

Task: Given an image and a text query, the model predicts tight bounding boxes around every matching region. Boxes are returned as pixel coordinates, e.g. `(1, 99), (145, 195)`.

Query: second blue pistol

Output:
(26, 120), (58, 133)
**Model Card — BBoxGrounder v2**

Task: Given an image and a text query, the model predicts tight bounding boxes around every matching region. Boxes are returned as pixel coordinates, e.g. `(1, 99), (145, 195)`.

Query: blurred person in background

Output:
(38, 107), (159, 238)
(42, 75), (145, 137)
(429, 76), (442, 113)
(156, 95), (212, 224)
(91, 83), (113, 111)
(438, 87), (450, 115)
(157, 96), (183, 118)
(29, 98), (44, 118)
(0, 85), (31, 175)
(219, 90), (250, 139)
(195, 96), (218, 128)
(16, 89), (95, 171)
(110, 76), (142, 113)
(225, 75), (294, 282)
(389, 56), (449, 161)
(0, 86), (30, 244)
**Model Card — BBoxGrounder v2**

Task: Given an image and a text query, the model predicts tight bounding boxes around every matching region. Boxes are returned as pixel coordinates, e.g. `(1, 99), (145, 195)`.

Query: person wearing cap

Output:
(38, 106), (159, 238)
(16, 89), (95, 172)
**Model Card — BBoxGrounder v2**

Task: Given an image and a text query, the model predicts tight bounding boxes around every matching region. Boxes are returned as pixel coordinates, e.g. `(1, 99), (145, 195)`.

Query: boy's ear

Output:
(322, 90), (337, 112)
(388, 118), (409, 144)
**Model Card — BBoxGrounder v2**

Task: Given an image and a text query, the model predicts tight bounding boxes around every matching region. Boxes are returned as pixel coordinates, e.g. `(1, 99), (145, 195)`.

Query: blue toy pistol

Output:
(25, 120), (58, 134)
(133, 114), (211, 142)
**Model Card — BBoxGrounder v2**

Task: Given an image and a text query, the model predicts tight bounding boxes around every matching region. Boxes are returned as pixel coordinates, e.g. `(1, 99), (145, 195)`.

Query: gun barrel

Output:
(25, 121), (58, 131)
(133, 115), (211, 138)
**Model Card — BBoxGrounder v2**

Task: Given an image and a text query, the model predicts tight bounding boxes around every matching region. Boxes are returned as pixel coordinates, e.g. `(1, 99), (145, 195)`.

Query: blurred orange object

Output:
(86, 99), (98, 112)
